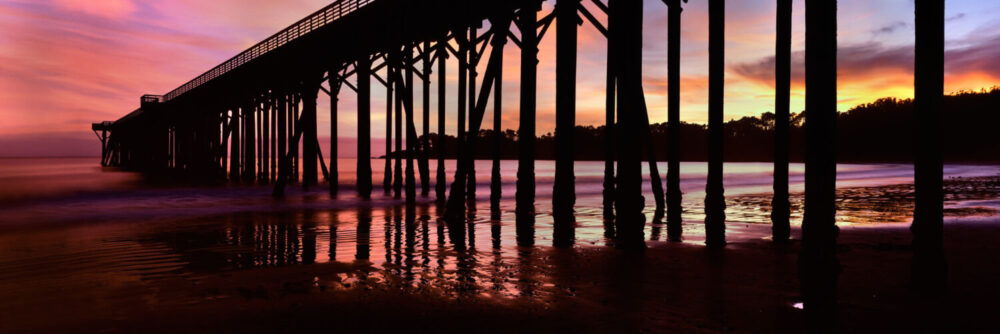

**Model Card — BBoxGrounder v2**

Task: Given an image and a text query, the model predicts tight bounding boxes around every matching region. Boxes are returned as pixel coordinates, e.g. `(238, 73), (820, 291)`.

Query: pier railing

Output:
(162, 0), (373, 102)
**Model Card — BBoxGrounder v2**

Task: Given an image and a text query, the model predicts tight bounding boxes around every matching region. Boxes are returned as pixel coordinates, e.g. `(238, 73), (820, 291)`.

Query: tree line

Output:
(390, 87), (999, 163)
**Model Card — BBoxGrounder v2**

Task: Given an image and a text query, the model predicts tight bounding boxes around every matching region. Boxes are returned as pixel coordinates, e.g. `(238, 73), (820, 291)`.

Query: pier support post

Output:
(772, 0), (793, 242)
(420, 41), (432, 197)
(912, 0), (946, 296)
(357, 57), (373, 199)
(394, 55), (404, 199)
(613, 0), (646, 249)
(800, 0), (840, 329)
(456, 27), (468, 204)
(262, 93), (271, 183)
(467, 25), (480, 206)
(516, 2), (539, 217)
(384, 58), (394, 195)
(245, 101), (256, 182)
(436, 37), (449, 202)
(291, 93), (300, 183)
(446, 15), (511, 225)
(705, 0), (727, 248)
(329, 71), (341, 195)
(302, 81), (320, 188)
(490, 30), (504, 215)
(404, 45), (417, 203)
(230, 108), (240, 181)
(277, 93), (288, 184)
(666, 0), (684, 241)
(553, 0), (580, 218)
(602, 0), (617, 221)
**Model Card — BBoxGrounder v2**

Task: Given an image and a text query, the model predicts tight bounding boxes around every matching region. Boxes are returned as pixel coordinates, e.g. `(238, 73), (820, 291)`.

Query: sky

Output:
(1, 0), (998, 157)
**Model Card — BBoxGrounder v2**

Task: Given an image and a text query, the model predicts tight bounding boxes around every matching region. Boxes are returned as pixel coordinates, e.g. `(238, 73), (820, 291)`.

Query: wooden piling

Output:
(516, 3), (539, 216)
(553, 0), (579, 218)
(705, 0), (727, 248)
(357, 57), (373, 199)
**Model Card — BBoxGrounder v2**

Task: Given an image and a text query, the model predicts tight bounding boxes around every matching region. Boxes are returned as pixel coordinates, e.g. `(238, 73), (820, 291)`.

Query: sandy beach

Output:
(1, 160), (999, 333)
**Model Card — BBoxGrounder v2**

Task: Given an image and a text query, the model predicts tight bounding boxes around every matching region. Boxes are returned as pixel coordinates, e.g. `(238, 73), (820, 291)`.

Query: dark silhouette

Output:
(436, 36), (448, 203)
(328, 72), (340, 195)
(613, 0), (646, 250)
(490, 35), (504, 214)
(357, 57), (373, 199)
(602, 0), (617, 222)
(516, 2), (539, 218)
(420, 41), (432, 197)
(665, 0), (684, 242)
(553, 0), (579, 218)
(384, 62), (393, 195)
(401, 46), (418, 203)
(456, 26), (468, 207)
(303, 80), (319, 188)
(468, 25), (480, 206)
(801, 0), (840, 330)
(771, 0), (792, 242)
(640, 92), (666, 222)
(393, 57), (404, 199)
(912, 0), (947, 297)
(444, 16), (510, 228)
(705, 0), (726, 248)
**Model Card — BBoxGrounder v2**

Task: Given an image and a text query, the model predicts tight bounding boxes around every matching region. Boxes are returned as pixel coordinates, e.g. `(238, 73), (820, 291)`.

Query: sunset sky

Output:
(1, 0), (998, 157)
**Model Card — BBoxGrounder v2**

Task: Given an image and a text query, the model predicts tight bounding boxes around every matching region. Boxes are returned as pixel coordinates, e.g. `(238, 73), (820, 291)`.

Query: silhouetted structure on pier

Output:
(93, 0), (949, 329)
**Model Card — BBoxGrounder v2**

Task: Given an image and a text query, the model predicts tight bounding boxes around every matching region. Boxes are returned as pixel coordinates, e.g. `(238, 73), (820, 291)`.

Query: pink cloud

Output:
(51, 0), (136, 19)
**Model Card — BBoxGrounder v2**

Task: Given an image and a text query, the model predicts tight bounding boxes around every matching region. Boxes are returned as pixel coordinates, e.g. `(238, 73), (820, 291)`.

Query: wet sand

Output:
(2, 162), (999, 333)
(3, 220), (999, 333)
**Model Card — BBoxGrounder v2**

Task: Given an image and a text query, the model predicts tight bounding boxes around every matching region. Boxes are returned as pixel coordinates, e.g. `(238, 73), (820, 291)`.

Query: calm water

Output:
(0, 157), (998, 321)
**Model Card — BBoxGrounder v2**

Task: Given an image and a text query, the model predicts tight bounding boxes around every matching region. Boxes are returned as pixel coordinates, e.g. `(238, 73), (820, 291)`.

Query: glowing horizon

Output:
(1, 0), (998, 157)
